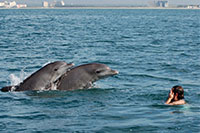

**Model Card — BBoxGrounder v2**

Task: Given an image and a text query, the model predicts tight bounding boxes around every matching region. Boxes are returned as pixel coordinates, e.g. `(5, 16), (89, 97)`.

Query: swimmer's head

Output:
(172, 85), (184, 100)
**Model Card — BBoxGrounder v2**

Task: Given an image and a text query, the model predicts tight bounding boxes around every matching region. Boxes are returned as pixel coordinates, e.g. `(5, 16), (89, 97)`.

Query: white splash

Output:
(9, 69), (27, 86)
(9, 74), (21, 86)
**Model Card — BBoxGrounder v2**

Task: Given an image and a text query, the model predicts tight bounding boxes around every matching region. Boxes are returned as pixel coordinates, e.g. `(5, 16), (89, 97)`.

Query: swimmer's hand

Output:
(168, 89), (174, 99)
(165, 89), (174, 104)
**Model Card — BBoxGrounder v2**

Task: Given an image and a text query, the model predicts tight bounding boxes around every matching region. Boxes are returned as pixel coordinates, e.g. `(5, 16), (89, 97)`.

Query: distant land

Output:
(0, 0), (199, 9)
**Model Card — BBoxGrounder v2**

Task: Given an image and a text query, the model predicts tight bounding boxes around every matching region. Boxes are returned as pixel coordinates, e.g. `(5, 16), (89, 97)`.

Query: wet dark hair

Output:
(172, 85), (184, 100)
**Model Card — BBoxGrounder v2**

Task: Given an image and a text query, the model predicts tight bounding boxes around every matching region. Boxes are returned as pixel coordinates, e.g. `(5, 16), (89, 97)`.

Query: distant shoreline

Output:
(0, 7), (200, 10)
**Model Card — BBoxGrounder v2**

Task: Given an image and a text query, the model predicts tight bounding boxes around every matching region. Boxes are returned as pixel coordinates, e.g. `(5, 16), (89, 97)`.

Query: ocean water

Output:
(0, 9), (200, 132)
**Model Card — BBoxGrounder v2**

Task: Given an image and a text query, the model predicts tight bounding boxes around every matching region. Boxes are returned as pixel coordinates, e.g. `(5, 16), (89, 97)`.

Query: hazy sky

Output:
(2, 0), (200, 6)
(63, 0), (200, 5)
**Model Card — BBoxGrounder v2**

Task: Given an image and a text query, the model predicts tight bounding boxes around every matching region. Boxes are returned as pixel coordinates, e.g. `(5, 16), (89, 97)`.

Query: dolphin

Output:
(1, 61), (74, 92)
(56, 63), (118, 90)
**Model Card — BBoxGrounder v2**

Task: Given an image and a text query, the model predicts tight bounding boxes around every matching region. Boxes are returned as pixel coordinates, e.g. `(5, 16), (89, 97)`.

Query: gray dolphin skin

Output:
(1, 61), (74, 92)
(57, 63), (118, 90)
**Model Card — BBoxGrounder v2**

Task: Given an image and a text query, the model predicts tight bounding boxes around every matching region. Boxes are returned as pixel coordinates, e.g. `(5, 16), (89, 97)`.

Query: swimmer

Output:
(165, 86), (186, 105)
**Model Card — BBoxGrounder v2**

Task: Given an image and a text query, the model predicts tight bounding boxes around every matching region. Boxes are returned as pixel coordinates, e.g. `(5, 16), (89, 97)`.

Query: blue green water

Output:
(0, 9), (200, 132)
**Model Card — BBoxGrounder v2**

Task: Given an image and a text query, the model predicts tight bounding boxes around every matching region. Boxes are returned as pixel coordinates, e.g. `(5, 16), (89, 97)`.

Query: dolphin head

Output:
(47, 61), (74, 82)
(84, 63), (118, 81)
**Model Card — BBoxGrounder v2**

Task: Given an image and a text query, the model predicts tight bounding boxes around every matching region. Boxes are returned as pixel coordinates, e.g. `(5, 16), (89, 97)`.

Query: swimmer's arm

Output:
(167, 100), (186, 105)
